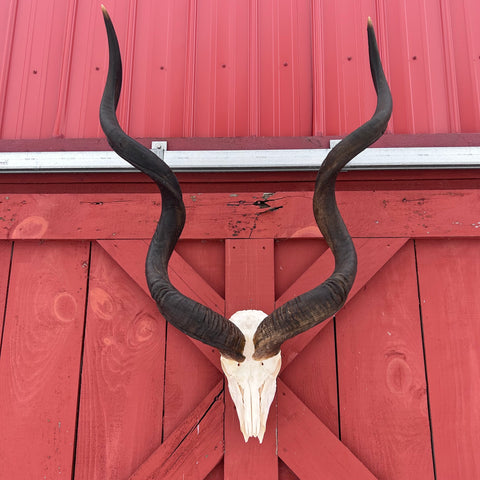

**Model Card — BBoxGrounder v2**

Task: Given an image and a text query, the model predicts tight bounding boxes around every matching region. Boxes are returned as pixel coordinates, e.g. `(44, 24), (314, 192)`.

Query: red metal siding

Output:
(0, 0), (479, 141)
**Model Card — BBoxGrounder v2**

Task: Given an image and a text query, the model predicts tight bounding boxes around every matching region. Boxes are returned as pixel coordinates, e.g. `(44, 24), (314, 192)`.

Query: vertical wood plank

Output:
(0, 241), (12, 339)
(336, 241), (435, 479)
(225, 238), (275, 316)
(224, 238), (278, 479)
(0, 240), (89, 479)
(74, 242), (166, 480)
(416, 239), (480, 479)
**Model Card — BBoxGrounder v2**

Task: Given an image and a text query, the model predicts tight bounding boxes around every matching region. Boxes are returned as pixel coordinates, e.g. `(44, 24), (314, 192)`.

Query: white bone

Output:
(220, 310), (281, 443)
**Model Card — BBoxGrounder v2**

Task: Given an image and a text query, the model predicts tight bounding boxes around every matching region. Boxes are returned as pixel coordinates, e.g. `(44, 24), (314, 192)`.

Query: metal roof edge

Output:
(1, 144), (480, 173)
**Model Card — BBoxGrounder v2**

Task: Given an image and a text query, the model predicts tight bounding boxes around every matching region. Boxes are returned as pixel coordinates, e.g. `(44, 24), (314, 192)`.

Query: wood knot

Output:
(53, 292), (77, 323)
(89, 287), (115, 320)
(12, 216), (49, 238)
(128, 315), (157, 346)
(386, 356), (412, 394)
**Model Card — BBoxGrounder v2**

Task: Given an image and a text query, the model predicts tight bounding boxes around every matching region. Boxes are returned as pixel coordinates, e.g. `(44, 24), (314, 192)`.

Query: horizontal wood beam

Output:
(2, 190), (479, 240)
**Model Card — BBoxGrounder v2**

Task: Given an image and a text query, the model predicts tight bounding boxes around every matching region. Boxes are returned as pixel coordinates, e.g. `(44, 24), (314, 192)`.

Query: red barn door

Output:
(1, 186), (479, 479)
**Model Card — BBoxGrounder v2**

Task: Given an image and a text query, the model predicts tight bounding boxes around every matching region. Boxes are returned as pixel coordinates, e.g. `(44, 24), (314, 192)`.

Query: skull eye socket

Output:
(220, 356), (245, 376)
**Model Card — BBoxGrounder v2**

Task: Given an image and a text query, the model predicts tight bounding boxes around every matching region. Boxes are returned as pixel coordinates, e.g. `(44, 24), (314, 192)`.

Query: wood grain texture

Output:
(274, 206), (336, 438)
(336, 241), (435, 479)
(274, 237), (328, 300)
(278, 459), (300, 480)
(0, 240), (89, 479)
(224, 239), (278, 480)
(205, 460), (224, 480)
(99, 239), (225, 370)
(1, 190), (480, 240)
(0, 241), (12, 339)
(74, 243), (166, 480)
(279, 238), (408, 369)
(129, 382), (224, 480)
(416, 239), (480, 479)
(163, 320), (222, 439)
(280, 320), (339, 435)
(175, 239), (226, 298)
(225, 239), (275, 317)
(278, 381), (376, 480)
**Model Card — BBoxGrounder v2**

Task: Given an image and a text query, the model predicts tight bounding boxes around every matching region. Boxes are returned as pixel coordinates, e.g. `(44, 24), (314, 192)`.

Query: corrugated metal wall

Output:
(0, 0), (479, 141)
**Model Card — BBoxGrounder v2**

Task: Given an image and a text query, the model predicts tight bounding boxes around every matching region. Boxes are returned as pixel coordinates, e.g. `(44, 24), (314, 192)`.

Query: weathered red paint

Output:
(337, 241), (435, 479)
(2, 189), (480, 241)
(74, 243), (166, 479)
(1, 171), (480, 479)
(224, 239), (278, 479)
(0, 241), (89, 479)
(417, 239), (480, 480)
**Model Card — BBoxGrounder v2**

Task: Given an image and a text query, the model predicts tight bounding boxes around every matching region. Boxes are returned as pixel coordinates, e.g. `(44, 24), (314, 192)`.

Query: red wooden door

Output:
(1, 187), (480, 479)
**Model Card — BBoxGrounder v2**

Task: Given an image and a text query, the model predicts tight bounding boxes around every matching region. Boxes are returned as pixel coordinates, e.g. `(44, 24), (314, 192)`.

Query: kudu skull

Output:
(100, 6), (392, 443)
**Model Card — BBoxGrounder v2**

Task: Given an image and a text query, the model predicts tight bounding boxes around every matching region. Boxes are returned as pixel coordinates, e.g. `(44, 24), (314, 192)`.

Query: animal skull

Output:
(221, 311), (281, 443)
(100, 7), (392, 442)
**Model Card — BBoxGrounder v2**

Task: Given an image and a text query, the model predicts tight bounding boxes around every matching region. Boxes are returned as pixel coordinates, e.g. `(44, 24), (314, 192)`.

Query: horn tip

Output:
(101, 4), (109, 19)
(367, 16), (373, 28)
